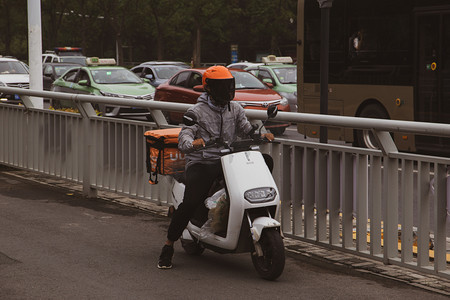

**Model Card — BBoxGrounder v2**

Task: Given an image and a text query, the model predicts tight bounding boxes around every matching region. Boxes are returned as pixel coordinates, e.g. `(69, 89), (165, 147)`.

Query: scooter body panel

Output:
(250, 216), (281, 242)
(206, 150), (279, 250)
(180, 150), (280, 252)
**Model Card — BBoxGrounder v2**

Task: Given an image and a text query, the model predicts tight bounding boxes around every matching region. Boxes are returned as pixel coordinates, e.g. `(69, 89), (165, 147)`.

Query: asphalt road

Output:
(1, 166), (447, 299)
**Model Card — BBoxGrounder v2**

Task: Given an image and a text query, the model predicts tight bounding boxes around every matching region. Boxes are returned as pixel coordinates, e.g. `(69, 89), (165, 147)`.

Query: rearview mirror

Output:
(78, 79), (89, 86)
(183, 111), (197, 126)
(267, 105), (278, 119)
(193, 85), (205, 92)
(262, 78), (274, 85)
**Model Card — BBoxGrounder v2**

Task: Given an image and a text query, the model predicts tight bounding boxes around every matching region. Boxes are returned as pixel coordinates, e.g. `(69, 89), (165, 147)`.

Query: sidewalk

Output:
(5, 167), (450, 297)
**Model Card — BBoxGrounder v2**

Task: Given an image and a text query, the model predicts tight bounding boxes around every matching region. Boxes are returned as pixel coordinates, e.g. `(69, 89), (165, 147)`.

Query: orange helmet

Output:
(202, 66), (235, 106)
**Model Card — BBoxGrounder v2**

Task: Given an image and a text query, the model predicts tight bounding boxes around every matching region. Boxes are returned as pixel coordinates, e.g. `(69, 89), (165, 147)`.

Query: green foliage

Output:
(0, 0), (298, 64)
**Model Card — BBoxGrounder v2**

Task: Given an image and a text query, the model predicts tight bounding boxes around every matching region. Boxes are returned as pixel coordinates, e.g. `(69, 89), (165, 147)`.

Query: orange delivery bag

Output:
(144, 128), (185, 184)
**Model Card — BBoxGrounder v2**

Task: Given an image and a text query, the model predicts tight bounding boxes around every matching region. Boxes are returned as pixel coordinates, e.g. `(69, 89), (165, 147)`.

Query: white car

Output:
(0, 56), (30, 104)
(227, 61), (263, 70)
(42, 47), (87, 66)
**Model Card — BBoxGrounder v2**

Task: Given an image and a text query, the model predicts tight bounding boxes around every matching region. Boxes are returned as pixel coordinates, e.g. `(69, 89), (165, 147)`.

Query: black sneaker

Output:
(157, 245), (174, 269)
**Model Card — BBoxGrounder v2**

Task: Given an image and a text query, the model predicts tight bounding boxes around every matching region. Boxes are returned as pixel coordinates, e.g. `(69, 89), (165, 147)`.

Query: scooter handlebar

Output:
(193, 136), (272, 153)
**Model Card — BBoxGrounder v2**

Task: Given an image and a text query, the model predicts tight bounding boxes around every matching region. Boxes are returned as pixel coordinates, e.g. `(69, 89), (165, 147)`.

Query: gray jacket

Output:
(178, 93), (253, 168)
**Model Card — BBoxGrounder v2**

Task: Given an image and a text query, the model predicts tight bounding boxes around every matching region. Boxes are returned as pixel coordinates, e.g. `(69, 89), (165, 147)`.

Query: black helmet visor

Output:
(206, 78), (235, 106)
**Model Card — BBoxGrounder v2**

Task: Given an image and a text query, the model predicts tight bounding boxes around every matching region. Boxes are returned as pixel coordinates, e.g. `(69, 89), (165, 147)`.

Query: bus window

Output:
(298, 0), (450, 156)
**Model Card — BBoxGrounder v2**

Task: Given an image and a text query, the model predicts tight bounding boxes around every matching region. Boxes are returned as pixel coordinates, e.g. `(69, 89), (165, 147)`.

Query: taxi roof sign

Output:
(86, 57), (117, 66)
(262, 55), (293, 64)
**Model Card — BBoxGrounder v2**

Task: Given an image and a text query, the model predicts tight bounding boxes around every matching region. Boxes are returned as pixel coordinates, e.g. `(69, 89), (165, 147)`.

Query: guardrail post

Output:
(341, 152), (354, 248)
(374, 130), (398, 155)
(433, 164), (447, 272)
(316, 149), (327, 242)
(356, 154), (368, 252)
(417, 162), (430, 267)
(383, 156), (398, 263)
(19, 95), (36, 110)
(149, 109), (169, 127)
(77, 101), (98, 198)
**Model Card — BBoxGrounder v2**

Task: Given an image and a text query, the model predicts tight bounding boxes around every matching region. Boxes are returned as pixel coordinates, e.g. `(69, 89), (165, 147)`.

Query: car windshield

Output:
(61, 57), (86, 65)
(231, 71), (266, 90)
(55, 65), (76, 77)
(91, 68), (143, 84)
(0, 61), (28, 74)
(273, 67), (297, 84)
(154, 66), (185, 79)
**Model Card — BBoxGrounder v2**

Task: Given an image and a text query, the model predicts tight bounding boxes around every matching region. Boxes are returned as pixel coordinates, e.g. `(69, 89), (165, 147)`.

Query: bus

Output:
(297, 0), (450, 156)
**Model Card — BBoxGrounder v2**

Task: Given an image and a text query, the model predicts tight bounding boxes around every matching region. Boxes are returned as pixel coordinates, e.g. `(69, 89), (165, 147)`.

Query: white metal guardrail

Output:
(0, 87), (449, 279)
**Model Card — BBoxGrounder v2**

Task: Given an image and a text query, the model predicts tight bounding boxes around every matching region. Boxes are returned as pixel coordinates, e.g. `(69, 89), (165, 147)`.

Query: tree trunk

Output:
(156, 30), (164, 60)
(3, 3), (11, 55)
(116, 33), (124, 65)
(192, 25), (201, 67)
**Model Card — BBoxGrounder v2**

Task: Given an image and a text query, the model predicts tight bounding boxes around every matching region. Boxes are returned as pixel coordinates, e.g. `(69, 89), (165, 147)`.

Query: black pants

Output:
(167, 162), (223, 242)
(166, 154), (274, 242)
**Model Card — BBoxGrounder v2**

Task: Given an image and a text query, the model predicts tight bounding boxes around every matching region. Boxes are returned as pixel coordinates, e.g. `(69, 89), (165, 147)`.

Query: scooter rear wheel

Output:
(251, 228), (285, 280)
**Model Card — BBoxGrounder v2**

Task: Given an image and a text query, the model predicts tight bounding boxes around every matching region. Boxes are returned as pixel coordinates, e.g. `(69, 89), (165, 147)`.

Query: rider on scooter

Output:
(158, 65), (274, 269)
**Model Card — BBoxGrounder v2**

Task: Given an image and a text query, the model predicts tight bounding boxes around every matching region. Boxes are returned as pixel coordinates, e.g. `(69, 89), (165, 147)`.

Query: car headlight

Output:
(244, 187), (277, 203)
(100, 91), (119, 97)
(0, 81), (5, 97)
(279, 91), (297, 102)
(280, 97), (288, 106)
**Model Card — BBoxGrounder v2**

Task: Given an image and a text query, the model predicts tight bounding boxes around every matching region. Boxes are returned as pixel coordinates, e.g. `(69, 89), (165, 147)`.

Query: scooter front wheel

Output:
(251, 228), (285, 280)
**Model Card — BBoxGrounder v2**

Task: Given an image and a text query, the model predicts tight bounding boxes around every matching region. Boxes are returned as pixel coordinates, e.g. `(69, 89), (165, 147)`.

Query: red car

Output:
(154, 68), (290, 135)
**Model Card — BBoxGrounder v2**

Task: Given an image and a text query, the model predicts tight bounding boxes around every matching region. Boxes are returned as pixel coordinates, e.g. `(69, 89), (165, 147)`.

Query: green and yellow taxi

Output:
(51, 57), (155, 118)
(245, 55), (298, 112)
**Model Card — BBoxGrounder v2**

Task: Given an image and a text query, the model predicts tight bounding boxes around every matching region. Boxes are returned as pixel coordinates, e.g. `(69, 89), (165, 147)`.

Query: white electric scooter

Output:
(170, 105), (285, 280)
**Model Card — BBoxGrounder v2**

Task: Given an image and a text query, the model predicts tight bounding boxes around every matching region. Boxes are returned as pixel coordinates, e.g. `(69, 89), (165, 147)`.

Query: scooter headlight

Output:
(244, 187), (277, 203)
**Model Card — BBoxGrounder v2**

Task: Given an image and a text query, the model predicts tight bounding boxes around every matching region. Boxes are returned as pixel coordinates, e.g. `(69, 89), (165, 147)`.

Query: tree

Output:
(0, 0), (28, 59)
(41, 0), (69, 50)
(179, 0), (231, 67)
(145, 0), (182, 60)
(0, 0), (298, 65)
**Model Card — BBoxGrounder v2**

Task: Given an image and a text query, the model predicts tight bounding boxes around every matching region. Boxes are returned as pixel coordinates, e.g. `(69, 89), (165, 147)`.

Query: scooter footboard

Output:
(250, 216), (280, 242)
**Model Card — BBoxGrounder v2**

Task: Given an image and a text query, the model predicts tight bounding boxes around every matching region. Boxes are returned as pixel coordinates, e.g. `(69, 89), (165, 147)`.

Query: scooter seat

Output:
(173, 172), (186, 184)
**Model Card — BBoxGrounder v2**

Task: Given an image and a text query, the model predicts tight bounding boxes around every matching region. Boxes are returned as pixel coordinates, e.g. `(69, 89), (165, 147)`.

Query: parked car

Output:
(155, 68), (290, 135)
(131, 63), (188, 87)
(42, 62), (81, 91)
(139, 61), (190, 68)
(0, 56), (29, 104)
(245, 55), (298, 112)
(42, 47), (87, 66)
(51, 57), (155, 119)
(227, 61), (262, 70)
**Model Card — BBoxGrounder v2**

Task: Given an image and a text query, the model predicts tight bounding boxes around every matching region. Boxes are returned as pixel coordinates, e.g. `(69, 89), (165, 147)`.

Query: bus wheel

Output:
(354, 103), (389, 149)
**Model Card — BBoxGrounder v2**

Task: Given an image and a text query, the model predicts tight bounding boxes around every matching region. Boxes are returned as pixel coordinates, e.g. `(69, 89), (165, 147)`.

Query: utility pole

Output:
(27, 0), (43, 108)
(317, 0), (334, 143)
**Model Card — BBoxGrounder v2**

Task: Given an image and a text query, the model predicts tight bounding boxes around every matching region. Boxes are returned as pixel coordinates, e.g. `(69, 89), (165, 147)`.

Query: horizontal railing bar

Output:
(3, 86), (450, 137)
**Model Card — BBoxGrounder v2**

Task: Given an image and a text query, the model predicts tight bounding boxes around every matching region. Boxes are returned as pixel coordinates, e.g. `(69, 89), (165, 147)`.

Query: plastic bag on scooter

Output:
(201, 188), (229, 236)
(204, 188), (226, 209)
